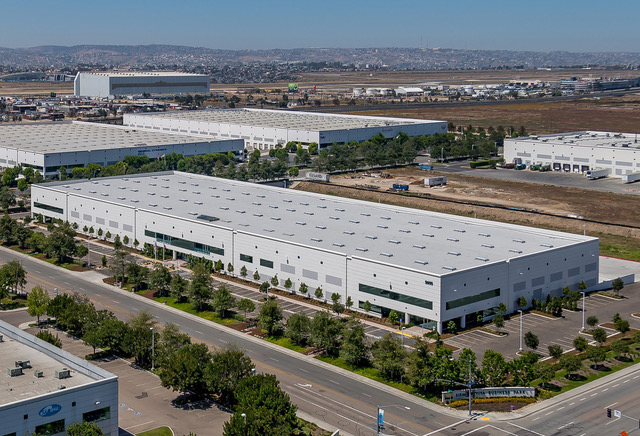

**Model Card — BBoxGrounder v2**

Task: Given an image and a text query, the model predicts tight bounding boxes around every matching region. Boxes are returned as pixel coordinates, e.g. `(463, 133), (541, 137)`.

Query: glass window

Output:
(240, 254), (253, 263)
(83, 406), (111, 423)
(33, 202), (63, 215)
(260, 258), (274, 268)
(34, 419), (65, 436)
(358, 284), (433, 310)
(445, 288), (501, 310)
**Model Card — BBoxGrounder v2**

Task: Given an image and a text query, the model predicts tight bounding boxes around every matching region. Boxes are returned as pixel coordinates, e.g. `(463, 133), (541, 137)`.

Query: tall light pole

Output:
(401, 326), (406, 346)
(87, 234), (91, 267)
(581, 291), (586, 331)
(518, 309), (523, 352)
(150, 327), (155, 371)
(376, 404), (410, 435)
(466, 358), (473, 417)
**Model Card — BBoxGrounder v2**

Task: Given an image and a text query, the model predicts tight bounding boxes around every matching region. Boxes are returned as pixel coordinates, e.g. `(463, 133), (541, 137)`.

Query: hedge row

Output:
(449, 397), (536, 408)
(470, 159), (503, 169)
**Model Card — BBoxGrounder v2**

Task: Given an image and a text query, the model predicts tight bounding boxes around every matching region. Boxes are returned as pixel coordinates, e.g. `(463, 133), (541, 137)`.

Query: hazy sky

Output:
(2, 0), (638, 52)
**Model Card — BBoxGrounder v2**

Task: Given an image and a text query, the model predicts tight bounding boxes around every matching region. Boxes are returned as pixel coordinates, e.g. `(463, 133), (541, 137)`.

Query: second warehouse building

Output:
(32, 171), (599, 333)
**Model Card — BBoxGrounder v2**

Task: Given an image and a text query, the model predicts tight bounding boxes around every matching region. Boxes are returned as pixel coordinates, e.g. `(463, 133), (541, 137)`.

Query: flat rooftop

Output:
(0, 121), (233, 154)
(40, 172), (595, 275)
(0, 320), (114, 407)
(128, 108), (444, 132)
(509, 131), (640, 151)
(80, 71), (207, 78)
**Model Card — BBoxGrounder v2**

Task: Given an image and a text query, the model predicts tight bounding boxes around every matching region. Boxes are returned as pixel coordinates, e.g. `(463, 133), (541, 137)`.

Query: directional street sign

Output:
(614, 409), (622, 418)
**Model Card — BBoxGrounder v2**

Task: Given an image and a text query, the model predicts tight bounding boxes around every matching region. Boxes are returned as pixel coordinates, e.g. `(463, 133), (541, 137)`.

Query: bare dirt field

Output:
(294, 168), (640, 260)
(0, 81), (73, 96)
(348, 94), (640, 134)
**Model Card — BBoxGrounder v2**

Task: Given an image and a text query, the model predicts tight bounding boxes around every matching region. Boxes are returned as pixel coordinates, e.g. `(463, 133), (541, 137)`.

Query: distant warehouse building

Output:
(504, 131), (640, 178)
(0, 320), (118, 436)
(32, 171), (599, 333)
(0, 121), (243, 177)
(74, 71), (210, 99)
(124, 108), (447, 151)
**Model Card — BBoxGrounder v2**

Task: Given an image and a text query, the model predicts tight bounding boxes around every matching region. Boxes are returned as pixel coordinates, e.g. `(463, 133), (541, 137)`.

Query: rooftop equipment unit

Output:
(55, 368), (71, 379)
(34, 369), (44, 378)
(8, 367), (23, 377)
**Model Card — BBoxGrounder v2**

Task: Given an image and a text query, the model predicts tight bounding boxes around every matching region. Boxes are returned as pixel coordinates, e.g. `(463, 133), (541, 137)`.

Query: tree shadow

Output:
(565, 373), (587, 381)
(590, 364), (611, 372)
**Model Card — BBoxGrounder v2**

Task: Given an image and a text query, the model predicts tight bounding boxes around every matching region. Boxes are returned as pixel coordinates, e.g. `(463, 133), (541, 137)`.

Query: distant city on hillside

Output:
(1, 45), (639, 72)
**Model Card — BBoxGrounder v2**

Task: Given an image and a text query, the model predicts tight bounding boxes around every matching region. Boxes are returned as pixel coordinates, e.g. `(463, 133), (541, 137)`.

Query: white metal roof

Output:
(127, 108), (444, 133)
(0, 320), (115, 407)
(507, 131), (640, 151)
(39, 171), (595, 276)
(0, 121), (234, 155)
(79, 71), (207, 78)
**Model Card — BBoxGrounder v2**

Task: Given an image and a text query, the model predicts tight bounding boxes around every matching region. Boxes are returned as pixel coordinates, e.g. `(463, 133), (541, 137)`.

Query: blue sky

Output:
(2, 0), (638, 52)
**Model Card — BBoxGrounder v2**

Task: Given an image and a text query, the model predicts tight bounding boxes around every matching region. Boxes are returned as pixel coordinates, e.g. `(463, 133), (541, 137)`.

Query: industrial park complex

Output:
(31, 171), (599, 333)
(0, 320), (118, 436)
(123, 109), (448, 150)
(504, 131), (640, 179)
(0, 121), (243, 177)
(74, 72), (210, 99)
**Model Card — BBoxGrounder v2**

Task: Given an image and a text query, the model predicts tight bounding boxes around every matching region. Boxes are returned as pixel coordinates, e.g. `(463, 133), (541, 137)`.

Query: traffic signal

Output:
(606, 408), (611, 418)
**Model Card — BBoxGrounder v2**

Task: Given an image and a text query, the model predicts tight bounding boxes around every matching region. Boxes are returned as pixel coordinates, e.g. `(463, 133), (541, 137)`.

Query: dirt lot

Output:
(294, 168), (640, 259)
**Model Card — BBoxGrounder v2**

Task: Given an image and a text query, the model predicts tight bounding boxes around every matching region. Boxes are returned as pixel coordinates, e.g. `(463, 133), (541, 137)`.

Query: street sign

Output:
(614, 409), (622, 418)
(378, 408), (384, 427)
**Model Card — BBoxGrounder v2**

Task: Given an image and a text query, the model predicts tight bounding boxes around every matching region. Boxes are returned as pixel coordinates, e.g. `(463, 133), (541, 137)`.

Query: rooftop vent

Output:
(389, 239), (401, 244)
(316, 225), (326, 229)
(333, 242), (345, 247)
(252, 202), (261, 206)
(442, 265), (457, 271)
(300, 202), (309, 206)
(296, 221), (307, 225)
(329, 216), (340, 220)
(317, 205), (327, 209)
(513, 239), (526, 243)
(413, 244), (425, 249)
(380, 216), (391, 220)
(311, 237), (322, 242)
(409, 220), (420, 225)
(447, 238), (459, 242)
(399, 229), (410, 233)
(415, 260), (428, 265)
(304, 211), (314, 215)
(344, 230), (355, 235)
(447, 251), (461, 256)
(355, 247), (368, 252)
(481, 243), (494, 248)
(361, 213), (371, 216)
(509, 249), (523, 254)
(540, 243), (554, 248)
(377, 225), (388, 229)
(431, 225), (442, 229)
(454, 229), (466, 233)
(423, 233), (434, 238)
(286, 208), (296, 212)
(380, 252), (393, 257)
(478, 233), (491, 237)
(335, 208), (345, 212)
(34, 369), (43, 378)
(349, 220), (360, 224)
(365, 235), (377, 239)
(475, 256), (489, 262)
(271, 217), (281, 221)
(253, 213), (263, 217)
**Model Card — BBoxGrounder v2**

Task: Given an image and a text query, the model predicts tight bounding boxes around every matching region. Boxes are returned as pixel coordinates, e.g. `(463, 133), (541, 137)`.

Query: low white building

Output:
(0, 121), (243, 177)
(505, 131), (640, 177)
(124, 108), (447, 151)
(32, 171), (599, 332)
(0, 320), (118, 436)
(74, 71), (210, 99)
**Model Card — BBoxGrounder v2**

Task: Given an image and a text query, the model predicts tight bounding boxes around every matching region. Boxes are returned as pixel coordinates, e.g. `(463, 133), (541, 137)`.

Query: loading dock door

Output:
(581, 165), (589, 173)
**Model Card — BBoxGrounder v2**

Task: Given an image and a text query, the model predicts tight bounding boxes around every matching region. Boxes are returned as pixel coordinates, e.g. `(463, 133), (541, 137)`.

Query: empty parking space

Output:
(445, 329), (500, 350)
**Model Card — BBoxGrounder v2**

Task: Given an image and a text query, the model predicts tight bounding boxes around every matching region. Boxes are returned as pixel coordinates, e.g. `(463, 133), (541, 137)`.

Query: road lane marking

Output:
(426, 419), (470, 435)
(557, 406), (565, 410)
(613, 384), (620, 387)
(362, 392), (371, 397)
(507, 422), (546, 436)
(270, 357), (279, 362)
(532, 417), (540, 421)
(194, 331), (203, 335)
(217, 338), (227, 343)
(590, 393), (597, 396)
(298, 368), (308, 373)
(328, 379), (339, 385)
(633, 375), (639, 379)
(569, 402), (575, 406)
(580, 398), (586, 401)
(604, 402), (618, 409)
(602, 388), (609, 392)
(545, 411), (554, 416)
(623, 379), (630, 383)
(558, 421), (573, 430)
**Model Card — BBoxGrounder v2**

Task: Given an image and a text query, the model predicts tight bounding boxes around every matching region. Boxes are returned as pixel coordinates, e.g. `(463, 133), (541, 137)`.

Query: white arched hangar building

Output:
(31, 171), (599, 332)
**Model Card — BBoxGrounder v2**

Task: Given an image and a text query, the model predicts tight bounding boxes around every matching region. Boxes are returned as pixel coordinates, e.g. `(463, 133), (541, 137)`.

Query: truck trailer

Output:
(585, 168), (610, 180)
(424, 176), (447, 187)
(622, 172), (640, 183)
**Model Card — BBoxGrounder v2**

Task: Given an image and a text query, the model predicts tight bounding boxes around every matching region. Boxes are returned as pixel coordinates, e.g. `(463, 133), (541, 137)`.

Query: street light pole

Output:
(401, 326), (406, 346)
(468, 359), (473, 417)
(581, 291), (586, 331)
(518, 309), (523, 352)
(150, 327), (155, 371)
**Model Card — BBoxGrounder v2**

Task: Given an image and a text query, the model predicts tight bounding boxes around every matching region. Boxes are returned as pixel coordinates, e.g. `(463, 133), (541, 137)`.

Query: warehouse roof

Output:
(39, 171), (595, 276)
(79, 71), (207, 78)
(508, 131), (640, 151)
(0, 320), (115, 407)
(0, 121), (234, 154)
(127, 108), (444, 132)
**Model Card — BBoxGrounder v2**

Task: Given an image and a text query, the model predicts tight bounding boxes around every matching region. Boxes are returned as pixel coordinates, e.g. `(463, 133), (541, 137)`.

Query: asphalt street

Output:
(2, 247), (640, 436)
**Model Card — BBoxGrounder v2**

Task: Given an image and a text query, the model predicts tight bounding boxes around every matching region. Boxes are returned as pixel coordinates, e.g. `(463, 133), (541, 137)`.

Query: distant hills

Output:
(1, 45), (639, 70)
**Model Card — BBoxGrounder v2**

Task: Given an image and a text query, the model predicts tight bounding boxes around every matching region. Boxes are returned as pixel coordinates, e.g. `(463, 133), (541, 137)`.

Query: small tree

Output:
(363, 300), (372, 314)
(258, 300), (283, 336)
(253, 270), (260, 281)
(586, 345), (607, 369)
(498, 302), (507, 314)
(533, 361), (555, 389)
(97, 228), (103, 239)
(331, 292), (340, 304)
(101, 254), (107, 267)
(611, 277), (624, 294)
(105, 230), (111, 241)
(345, 296), (353, 310)
(492, 314), (505, 332)
(227, 263), (234, 276)
(123, 235), (130, 246)
(573, 336), (588, 352)
(314, 286), (323, 300)
(237, 298), (256, 319)
(66, 421), (104, 436)
(388, 310), (399, 325)
(615, 318), (630, 334)
(240, 265), (248, 278)
(547, 344), (563, 360)
(27, 285), (50, 324)
(447, 320), (457, 334)
(284, 278), (293, 292)
(518, 295), (527, 309)
(559, 354), (582, 379)
(592, 328), (607, 345)
(586, 315), (599, 329)
(298, 282), (308, 298)
(270, 274), (279, 288)
(211, 285), (236, 318)
(524, 331), (539, 351)
(260, 281), (270, 293)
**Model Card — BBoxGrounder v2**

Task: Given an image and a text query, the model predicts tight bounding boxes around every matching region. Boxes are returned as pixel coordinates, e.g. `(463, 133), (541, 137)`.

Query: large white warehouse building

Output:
(0, 121), (243, 177)
(74, 71), (210, 98)
(123, 108), (448, 151)
(32, 171), (599, 332)
(0, 320), (118, 436)
(505, 131), (640, 177)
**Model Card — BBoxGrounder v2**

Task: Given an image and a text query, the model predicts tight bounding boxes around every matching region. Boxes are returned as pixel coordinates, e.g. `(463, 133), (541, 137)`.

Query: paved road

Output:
(3, 247), (640, 435)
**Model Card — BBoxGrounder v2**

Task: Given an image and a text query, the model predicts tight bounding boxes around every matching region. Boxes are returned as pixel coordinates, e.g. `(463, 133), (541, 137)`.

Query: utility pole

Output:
(150, 327), (155, 371)
(581, 291), (586, 331)
(518, 310), (523, 352)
